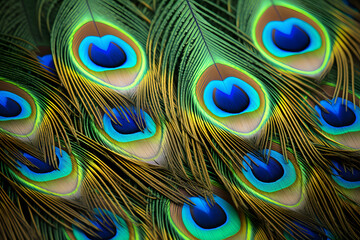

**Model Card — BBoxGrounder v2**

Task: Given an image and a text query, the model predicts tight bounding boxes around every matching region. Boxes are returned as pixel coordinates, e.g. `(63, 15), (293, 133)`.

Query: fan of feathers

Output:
(1, 0), (360, 239)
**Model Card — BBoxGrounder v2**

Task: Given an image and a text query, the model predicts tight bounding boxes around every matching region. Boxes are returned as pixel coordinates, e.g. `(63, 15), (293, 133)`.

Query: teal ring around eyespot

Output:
(242, 150), (296, 193)
(203, 77), (260, 118)
(103, 108), (156, 143)
(314, 98), (360, 135)
(262, 18), (322, 58)
(17, 147), (72, 182)
(181, 195), (241, 240)
(79, 35), (137, 72)
(0, 91), (32, 121)
(72, 209), (130, 240)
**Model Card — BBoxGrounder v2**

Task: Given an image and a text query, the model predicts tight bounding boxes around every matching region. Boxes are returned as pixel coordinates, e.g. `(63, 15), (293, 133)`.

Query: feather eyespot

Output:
(309, 84), (360, 149)
(68, 209), (137, 240)
(195, 64), (268, 136)
(12, 147), (82, 196)
(331, 161), (360, 189)
(22, 152), (59, 174)
(0, 91), (31, 121)
(72, 22), (145, 89)
(330, 160), (360, 203)
(272, 24), (310, 52)
(314, 97), (360, 149)
(242, 150), (296, 193)
(262, 18), (321, 57)
(169, 193), (252, 240)
(103, 107), (155, 143)
(315, 98), (360, 135)
(0, 81), (39, 136)
(82, 216), (117, 240)
(203, 76), (260, 118)
(235, 144), (304, 208)
(187, 198), (227, 229)
(79, 35), (136, 72)
(250, 155), (285, 183)
(93, 106), (165, 161)
(17, 147), (72, 182)
(181, 196), (240, 240)
(253, 4), (331, 76)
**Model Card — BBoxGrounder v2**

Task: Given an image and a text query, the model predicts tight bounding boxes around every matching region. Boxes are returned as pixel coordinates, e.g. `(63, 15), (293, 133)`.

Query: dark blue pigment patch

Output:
(321, 103), (356, 127)
(190, 202), (227, 229)
(89, 42), (127, 68)
(84, 215), (117, 240)
(110, 109), (146, 134)
(37, 54), (56, 74)
(23, 153), (58, 174)
(0, 97), (22, 117)
(287, 223), (328, 240)
(213, 85), (250, 113)
(333, 161), (360, 182)
(251, 157), (284, 183)
(273, 25), (310, 52)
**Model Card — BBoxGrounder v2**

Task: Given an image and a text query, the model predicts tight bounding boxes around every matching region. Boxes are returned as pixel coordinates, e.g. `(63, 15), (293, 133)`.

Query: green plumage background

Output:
(0, 0), (360, 239)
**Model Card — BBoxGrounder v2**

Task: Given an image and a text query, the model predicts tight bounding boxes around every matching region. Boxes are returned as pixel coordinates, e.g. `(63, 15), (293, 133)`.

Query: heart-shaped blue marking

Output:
(250, 156), (285, 183)
(273, 25), (310, 52)
(262, 18), (322, 57)
(203, 77), (260, 118)
(213, 85), (250, 114)
(0, 97), (22, 117)
(89, 42), (127, 68)
(190, 200), (227, 229)
(321, 103), (356, 127)
(79, 35), (137, 72)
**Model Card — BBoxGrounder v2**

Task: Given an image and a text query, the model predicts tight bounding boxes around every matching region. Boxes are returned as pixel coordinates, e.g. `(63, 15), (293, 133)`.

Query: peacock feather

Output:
(1, 0), (360, 239)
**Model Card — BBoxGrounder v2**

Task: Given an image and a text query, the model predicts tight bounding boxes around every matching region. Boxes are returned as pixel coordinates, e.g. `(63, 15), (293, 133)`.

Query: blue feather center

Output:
(0, 97), (22, 117)
(332, 161), (360, 182)
(0, 91), (32, 121)
(23, 153), (58, 173)
(273, 25), (310, 52)
(85, 215), (117, 240)
(203, 76), (260, 118)
(262, 18), (322, 58)
(250, 156), (285, 183)
(89, 42), (127, 68)
(213, 85), (250, 114)
(285, 222), (329, 240)
(190, 200), (227, 229)
(181, 195), (241, 240)
(320, 103), (356, 127)
(37, 54), (56, 74)
(109, 109), (145, 135)
(72, 209), (130, 240)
